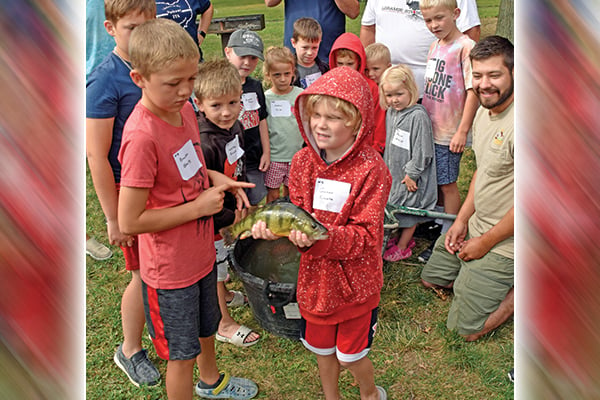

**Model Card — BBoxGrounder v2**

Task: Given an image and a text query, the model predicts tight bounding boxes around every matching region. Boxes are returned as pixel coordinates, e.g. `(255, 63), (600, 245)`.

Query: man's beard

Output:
(479, 79), (514, 110)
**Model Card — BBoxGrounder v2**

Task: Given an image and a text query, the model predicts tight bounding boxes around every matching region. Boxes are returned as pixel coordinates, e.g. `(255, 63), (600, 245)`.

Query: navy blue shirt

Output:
(86, 52), (141, 183)
(156, 0), (211, 45)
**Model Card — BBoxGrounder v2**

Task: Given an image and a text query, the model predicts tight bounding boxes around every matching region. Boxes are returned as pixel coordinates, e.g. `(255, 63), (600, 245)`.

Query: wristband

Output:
(199, 30), (206, 38)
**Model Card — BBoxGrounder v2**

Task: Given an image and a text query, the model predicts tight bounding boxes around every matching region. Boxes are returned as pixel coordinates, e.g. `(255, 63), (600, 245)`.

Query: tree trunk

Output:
(496, 0), (514, 43)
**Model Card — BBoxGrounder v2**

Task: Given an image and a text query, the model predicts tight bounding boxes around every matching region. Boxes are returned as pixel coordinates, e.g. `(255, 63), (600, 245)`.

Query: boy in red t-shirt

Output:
(117, 19), (257, 399)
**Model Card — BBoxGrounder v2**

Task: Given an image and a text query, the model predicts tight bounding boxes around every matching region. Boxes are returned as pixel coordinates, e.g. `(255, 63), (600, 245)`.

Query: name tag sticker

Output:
(173, 139), (201, 181)
(313, 178), (351, 213)
(241, 92), (260, 111)
(304, 72), (321, 87)
(391, 128), (411, 151)
(270, 100), (291, 117)
(225, 135), (245, 164)
(425, 59), (436, 81)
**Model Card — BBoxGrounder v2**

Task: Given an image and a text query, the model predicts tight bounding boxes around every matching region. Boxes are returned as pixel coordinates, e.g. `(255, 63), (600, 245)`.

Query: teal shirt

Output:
(265, 86), (304, 162)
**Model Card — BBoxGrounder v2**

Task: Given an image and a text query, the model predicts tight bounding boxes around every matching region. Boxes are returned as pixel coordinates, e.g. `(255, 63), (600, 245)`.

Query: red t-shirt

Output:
(119, 102), (215, 289)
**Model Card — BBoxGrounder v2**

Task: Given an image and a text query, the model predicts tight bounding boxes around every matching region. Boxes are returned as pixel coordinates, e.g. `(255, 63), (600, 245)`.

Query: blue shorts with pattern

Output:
(435, 144), (463, 185)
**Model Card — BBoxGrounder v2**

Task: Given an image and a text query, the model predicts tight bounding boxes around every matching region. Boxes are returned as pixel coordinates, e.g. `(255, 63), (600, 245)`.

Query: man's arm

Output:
(264, 0), (281, 7)
(197, 3), (214, 46)
(445, 170), (477, 254)
(86, 117), (133, 247)
(360, 24), (375, 48)
(334, 0), (360, 19)
(458, 206), (514, 261)
(463, 25), (481, 42)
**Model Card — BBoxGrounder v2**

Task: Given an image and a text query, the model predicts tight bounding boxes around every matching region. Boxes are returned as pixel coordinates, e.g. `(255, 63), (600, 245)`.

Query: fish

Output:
(219, 201), (328, 246)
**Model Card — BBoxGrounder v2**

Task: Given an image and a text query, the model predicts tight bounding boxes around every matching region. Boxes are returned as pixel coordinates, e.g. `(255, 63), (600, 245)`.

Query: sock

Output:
(197, 373), (225, 389)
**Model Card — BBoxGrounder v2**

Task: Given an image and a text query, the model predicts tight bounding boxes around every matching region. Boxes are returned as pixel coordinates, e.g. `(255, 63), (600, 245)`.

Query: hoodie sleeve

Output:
(404, 108), (435, 180)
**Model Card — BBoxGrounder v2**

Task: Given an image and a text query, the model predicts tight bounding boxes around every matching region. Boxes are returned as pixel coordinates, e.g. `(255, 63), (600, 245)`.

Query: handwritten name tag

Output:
(391, 128), (411, 151)
(313, 178), (351, 213)
(270, 100), (291, 117)
(425, 59), (436, 81)
(304, 72), (321, 88)
(173, 139), (201, 181)
(241, 92), (260, 111)
(225, 135), (245, 164)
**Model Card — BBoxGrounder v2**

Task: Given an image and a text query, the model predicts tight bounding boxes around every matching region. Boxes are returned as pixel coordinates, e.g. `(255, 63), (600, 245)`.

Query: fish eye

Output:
(311, 222), (317, 229)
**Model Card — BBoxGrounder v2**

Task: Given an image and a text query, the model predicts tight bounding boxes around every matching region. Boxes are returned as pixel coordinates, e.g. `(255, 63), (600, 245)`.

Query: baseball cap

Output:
(227, 29), (264, 61)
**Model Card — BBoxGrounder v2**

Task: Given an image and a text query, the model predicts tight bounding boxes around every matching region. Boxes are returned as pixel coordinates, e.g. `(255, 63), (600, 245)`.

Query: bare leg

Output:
(121, 270), (145, 357)
(440, 182), (460, 215)
(464, 287), (514, 342)
(397, 225), (416, 249)
(216, 282), (259, 344)
(266, 187), (280, 203)
(166, 358), (195, 400)
(196, 336), (220, 385)
(316, 354), (341, 400)
(341, 357), (379, 400)
(281, 185), (289, 199)
(421, 278), (454, 290)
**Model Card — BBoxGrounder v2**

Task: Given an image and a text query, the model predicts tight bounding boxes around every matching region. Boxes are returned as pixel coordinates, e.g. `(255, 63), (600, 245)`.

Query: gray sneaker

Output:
(113, 344), (160, 387)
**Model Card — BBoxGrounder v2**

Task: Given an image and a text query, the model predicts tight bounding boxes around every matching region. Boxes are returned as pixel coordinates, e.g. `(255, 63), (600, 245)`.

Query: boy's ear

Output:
(224, 47), (232, 59)
(290, 38), (297, 48)
(104, 20), (116, 37)
(453, 7), (461, 20)
(129, 69), (145, 89)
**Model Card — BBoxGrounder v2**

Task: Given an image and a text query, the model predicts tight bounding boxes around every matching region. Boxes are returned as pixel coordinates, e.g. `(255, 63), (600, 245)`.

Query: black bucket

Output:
(229, 237), (301, 340)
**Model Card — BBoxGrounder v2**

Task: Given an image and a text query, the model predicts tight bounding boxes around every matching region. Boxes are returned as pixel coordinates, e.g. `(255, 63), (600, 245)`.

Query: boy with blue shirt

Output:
(86, 0), (159, 387)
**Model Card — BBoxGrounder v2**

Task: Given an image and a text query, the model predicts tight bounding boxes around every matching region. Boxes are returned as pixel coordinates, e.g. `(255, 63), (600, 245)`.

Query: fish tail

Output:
(220, 226), (236, 247)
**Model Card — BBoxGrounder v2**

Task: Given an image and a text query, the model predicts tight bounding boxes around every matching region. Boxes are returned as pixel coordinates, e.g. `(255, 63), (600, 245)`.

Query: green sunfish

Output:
(220, 201), (328, 246)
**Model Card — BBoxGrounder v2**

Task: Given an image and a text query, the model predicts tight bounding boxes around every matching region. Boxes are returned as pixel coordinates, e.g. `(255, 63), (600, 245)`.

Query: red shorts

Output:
(116, 184), (139, 271)
(300, 308), (378, 363)
(264, 161), (291, 189)
(120, 240), (139, 271)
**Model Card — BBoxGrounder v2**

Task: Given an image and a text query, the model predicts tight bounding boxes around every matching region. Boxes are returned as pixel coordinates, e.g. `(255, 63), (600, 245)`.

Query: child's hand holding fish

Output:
(250, 220), (316, 248)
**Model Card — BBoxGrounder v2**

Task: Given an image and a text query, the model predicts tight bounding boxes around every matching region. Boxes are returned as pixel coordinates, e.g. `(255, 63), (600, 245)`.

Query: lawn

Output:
(86, 1), (512, 399)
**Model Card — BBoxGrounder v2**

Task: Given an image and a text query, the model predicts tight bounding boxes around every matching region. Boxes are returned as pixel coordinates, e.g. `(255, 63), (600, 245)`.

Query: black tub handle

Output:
(263, 281), (296, 308)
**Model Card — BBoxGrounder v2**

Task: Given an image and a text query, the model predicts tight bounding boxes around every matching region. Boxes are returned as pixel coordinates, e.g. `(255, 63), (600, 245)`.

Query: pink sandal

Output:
(383, 244), (412, 261)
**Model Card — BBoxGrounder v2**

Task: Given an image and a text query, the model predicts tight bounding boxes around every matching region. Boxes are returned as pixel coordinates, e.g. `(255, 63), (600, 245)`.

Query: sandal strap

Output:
(211, 371), (230, 395)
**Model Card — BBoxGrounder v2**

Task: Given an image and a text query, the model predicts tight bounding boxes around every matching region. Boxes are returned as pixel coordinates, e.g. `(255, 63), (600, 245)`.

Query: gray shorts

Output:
(142, 266), (221, 360)
(421, 235), (514, 335)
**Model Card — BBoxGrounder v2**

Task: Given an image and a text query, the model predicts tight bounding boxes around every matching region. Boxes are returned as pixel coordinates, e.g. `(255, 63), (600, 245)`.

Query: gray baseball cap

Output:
(227, 29), (264, 61)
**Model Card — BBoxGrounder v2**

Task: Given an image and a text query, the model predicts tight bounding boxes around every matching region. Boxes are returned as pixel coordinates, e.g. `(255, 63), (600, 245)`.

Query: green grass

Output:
(87, 1), (510, 399)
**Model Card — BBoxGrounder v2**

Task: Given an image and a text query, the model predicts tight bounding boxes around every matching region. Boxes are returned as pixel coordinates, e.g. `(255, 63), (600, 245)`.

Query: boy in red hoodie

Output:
(329, 32), (387, 155)
(250, 67), (391, 399)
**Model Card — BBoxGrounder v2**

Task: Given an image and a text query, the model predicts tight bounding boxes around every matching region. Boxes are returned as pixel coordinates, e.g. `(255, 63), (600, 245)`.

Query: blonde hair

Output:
(365, 43), (391, 65)
(419, 0), (457, 11)
(292, 17), (322, 42)
(304, 95), (362, 134)
(104, 0), (156, 24)
(194, 58), (241, 101)
(262, 46), (296, 86)
(378, 65), (419, 110)
(129, 18), (199, 78)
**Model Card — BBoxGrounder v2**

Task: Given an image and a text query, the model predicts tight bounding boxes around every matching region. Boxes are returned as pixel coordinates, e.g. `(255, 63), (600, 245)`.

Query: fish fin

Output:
(220, 226), (236, 247)
(239, 231), (252, 240)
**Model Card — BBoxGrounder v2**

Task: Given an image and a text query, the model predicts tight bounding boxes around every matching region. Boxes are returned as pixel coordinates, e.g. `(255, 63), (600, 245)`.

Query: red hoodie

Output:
(290, 67), (392, 324)
(329, 32), (387, 155)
